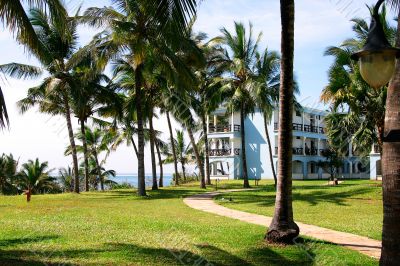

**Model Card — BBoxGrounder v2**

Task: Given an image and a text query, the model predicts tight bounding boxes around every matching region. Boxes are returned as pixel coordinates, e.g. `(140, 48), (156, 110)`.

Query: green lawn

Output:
(215, 180), (383, 241)
(0, 183), (378, 265)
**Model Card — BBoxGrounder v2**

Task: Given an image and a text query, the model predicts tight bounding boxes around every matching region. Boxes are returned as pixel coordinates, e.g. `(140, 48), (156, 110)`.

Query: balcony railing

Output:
(305, 148), (318, 156)
(274, 123), (324, 134)
(293, 147), (304, 155)
(209, 124), (240, 133)
(209, 148), (241, 156)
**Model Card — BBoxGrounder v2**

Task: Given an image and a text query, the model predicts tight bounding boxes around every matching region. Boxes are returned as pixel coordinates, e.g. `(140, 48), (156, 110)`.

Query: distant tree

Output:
(17, 159), (57, 201)
(319, 149), (344, 181)
(0, 153), (18, 194)
(58, 167), (74, 193)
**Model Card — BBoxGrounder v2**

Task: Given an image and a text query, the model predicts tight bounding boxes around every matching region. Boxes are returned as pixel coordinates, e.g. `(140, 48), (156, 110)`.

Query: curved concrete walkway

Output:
(183, 189), (381, 259)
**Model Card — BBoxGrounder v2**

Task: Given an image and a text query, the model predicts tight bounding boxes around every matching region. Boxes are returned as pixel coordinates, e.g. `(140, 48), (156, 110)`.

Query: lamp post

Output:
(351, 1), (400, 264)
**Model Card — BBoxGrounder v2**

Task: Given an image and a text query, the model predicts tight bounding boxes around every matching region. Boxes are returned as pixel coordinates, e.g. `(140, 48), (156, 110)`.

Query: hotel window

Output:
(296, 136), (301, 140)
(296, 111), (301, 117)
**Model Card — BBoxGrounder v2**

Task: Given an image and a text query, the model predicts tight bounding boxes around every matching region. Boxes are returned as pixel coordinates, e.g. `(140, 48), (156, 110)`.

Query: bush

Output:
(109, 182), (134, 190)
(171, 173), (199, 185)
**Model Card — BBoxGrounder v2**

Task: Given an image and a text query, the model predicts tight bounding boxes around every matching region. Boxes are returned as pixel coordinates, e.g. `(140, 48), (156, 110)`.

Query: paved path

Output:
(183, 190), (381, 259)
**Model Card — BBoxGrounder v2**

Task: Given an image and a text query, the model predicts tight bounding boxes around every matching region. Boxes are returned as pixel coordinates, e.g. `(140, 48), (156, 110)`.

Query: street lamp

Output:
(351, 0), (400, 142)
(351, 0), (400, 89)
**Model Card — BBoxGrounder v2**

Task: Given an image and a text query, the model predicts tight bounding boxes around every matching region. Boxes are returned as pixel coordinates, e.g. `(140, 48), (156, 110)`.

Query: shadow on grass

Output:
(219, 185), (376, 207)
(0, 236), (323, 266)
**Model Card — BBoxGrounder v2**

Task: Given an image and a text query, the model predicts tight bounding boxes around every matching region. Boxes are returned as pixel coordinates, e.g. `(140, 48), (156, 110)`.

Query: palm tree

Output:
(266, 0), (299, 243)
(322, 7), (395, 157)
(80, 0), (199, 196)
(175, 130), (192, 181)
(254, 48), (280, 187)
(58, 167), (74, 192)
(0, 153), (18, 194)
(11, 7), (83, 193)
(0, 0), (67, 128)
(214, 22), (261, 188)
(17, 158), (56, 201)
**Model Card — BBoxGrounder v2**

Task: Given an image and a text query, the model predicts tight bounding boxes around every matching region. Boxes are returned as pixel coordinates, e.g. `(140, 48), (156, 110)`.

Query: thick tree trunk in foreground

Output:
(202, 113), (211, 185)
(380, 10), (400, 265)
(80, 121), (90, 192)
(149, 108), (158, 191)
(266, 0), (299, 243)
(64, 94), (80, 193)
(187, 127), (206, 189)
(264, 114), (277, 188)
(156, 141), (164, 187)
(167, 111), (179, 185)
(240, 105), (250, 188)
(135, 66), (146, 196)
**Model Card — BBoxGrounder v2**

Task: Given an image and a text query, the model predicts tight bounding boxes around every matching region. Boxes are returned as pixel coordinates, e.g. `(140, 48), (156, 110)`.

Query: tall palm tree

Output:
(10, 7), (84, 193)
(254, 48), (280, 187)
(322, 7), (395, 157)
(214, 22), (261, 188)
(17, 158), (56, 201)
(378, 1), (400, 264)
(80, 1), (199, 196)
(266, 0), (299, 243)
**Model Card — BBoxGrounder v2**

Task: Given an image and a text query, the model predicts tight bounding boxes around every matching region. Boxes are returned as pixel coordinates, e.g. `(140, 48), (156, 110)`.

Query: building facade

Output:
(207, 106), (381, 180)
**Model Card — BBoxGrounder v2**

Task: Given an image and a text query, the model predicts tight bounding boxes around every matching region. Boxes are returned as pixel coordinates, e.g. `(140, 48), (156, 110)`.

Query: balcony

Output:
(209, 148), (241, 156)
(274, 123), (324, 134)
(209, 124), (240, 133)
(293, 147), (303, 155)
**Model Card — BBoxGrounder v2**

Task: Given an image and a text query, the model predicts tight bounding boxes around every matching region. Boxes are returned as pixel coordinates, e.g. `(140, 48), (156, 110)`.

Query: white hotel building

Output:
(207, 106), (382, 180)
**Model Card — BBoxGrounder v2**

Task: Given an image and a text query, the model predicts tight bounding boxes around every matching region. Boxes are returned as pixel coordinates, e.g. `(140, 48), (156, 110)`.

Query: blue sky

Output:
(0, 0), (391, 174)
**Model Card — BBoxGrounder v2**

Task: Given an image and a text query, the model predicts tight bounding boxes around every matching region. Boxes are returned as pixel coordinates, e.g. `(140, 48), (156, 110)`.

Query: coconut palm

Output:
(12, 7), (84, 193)
(266, 0), (299, 243)
(0, 0), (67, 128)
(254, 48), (280, 187)
(17, 159), (56, 201)
(213, 22), (261, 188)
(80, 0), (199, 196)
(58, 166), (74, 192)
(322, 7), (395, 157)
(0, 153), (18, 194)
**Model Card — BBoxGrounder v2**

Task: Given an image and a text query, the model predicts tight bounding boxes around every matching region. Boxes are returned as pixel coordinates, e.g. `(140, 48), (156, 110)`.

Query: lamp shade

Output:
(358, 50), (397, 89)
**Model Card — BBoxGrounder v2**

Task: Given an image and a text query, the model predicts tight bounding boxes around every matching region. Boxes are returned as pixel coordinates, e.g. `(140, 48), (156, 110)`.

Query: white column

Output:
(231, 139), (235, 156)
(206, 115), (210, 134)
(231, 111), (234, 132)
(214, 115), (217, 128)
(317, 139), (320, 156)
(349, 141), (353, 157)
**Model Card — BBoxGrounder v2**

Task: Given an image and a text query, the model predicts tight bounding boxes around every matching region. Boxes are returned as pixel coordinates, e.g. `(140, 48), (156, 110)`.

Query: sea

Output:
(110, 174), (174, 187)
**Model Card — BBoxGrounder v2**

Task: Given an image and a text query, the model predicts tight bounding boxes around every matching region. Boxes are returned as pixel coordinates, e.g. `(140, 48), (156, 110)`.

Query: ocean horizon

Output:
(111, 174), (174, 187)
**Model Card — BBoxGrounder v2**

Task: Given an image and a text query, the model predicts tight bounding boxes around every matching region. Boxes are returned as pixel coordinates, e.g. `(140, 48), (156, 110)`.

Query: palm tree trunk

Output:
(187, 127), (206, 189)
(266, 0), (299, 243)
(135, 65), (146, 196)
(167, 111), (179, 185)
(265, 0), (300, 243)
(181, 159), (187, 181)
(202, 113), (211, 185)
(93, 151), (103, 191)
(80, 120), (90, 192)
(130, 136), (139, 158)
(380, 9), (400, 265)
(240, 105), (250, 188)
(149, 108), (158, 191)
(63, 93), (79, 193)
(263, 113), (277, 187)
(156, 141), (164, 187)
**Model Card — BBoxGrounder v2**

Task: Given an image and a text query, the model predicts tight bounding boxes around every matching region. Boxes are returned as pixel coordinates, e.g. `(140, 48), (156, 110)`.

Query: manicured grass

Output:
(215, 179), (383, 240)
(0, 183), (377, 265)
